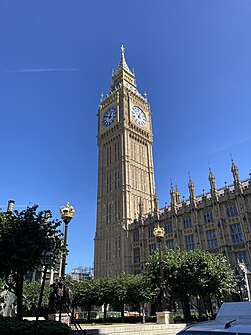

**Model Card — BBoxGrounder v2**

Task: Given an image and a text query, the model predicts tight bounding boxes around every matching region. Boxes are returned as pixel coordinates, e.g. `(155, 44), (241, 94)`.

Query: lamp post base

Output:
(156, 311), (174, 324)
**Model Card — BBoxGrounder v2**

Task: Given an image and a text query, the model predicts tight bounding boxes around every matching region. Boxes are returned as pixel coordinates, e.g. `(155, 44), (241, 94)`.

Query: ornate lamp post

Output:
(153, 224), (165, 294)
(60, 202), (75, 278)
(56, 202), (75, 323)
(152, 195), (167, 307)
(153, 223), (173, 324)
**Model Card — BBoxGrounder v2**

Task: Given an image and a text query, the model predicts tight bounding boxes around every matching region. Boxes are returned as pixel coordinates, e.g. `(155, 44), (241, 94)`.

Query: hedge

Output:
(0, 317), (71, 335)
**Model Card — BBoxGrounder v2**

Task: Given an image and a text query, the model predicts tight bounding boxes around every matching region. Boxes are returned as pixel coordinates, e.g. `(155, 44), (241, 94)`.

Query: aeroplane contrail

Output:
(4, 68), (79, 73)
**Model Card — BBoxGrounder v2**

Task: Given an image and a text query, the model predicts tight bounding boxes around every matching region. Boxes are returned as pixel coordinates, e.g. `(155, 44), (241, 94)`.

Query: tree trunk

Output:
(197, 295), (208, 320)
(181, 297), (191, 323)
(87, 305), (91, 323)
(216, 295), (222, 310)
(104, 302), (107, 323)
(202, 295), (208, 316)
(196, 296), (202, 320)
(202, 294), (212, 318)
(208, 293), (213, 316)
(15, 273), (24, 319)
(120, 304), (124, 323)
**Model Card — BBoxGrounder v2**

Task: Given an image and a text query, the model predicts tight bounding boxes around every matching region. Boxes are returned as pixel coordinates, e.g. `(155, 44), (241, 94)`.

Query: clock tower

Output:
(94, 46), (156, 277)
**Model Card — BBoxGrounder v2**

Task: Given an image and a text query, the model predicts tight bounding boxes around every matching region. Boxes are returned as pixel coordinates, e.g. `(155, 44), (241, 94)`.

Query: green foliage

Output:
(72, 279), (97, 308)
(72, 274), (152, 311)
(145, 248), (235, 301)
(0, 205), (62, 317)
(34, 320), (71, 335)
(0, 206), (62, 278)
(92, 276), (116, 307)
(23, 281), (52, 315)
(117, 274), (152, 306)
(0, 317), (71, 335)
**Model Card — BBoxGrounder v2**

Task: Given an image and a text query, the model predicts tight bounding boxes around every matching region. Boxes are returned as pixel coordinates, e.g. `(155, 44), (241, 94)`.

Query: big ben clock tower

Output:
(94, 46), (156, 277)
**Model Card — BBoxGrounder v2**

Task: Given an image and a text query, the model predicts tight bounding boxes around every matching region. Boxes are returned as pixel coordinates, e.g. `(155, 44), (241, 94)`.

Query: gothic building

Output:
(130, 164), (251, 275)
(94, 46), (251, 278)
(94, 45), (156, 278)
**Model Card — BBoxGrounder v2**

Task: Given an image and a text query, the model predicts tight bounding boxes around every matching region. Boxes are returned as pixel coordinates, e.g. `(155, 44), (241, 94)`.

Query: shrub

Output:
(35, 320), (71, 335)
(0, 317), (71, 335)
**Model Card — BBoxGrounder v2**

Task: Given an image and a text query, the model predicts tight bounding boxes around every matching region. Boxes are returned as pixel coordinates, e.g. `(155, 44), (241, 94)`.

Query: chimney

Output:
(7, 200), (15, 212)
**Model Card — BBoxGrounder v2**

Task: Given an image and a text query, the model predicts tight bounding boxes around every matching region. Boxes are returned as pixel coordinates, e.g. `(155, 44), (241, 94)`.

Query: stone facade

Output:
(94, 46), (156, 278)
(94, 46), (251, 278)
(130, 166), (251, 275)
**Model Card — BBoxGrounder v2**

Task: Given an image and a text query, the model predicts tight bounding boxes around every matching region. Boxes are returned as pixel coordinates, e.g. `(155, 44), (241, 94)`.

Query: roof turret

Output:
(188, 173), (197, 207)
(231, 157), (243, 192)
(175, 185), (181, 204)
(208, 167), (218, 200)
(170, 182), (177, 212)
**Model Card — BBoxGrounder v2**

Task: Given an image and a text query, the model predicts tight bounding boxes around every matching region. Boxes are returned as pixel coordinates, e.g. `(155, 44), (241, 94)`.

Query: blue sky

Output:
(0, 0), (251, 273)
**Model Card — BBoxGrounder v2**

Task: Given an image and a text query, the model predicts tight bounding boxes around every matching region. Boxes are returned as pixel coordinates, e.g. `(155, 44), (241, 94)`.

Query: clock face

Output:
(103, 106), (117, 127)
(131, 106), (146, 126)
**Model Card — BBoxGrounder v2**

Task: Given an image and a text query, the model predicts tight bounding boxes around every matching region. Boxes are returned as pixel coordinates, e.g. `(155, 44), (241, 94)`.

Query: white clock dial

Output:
(103, 106), (117, 127)
(131, 106), (146, 126)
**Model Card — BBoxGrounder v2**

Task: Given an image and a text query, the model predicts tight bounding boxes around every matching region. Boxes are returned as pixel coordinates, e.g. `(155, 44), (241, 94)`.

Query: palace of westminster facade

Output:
(94, 46), (251, 278)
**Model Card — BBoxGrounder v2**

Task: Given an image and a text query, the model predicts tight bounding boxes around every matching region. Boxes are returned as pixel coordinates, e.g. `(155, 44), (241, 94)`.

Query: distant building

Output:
(26, 261), (61, 284)
(71, 266), (93, 281)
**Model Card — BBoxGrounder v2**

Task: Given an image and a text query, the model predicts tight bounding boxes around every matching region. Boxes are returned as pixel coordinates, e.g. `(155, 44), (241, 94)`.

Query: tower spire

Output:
(175, 185), (181, 204)
(188, 173), (197, 207)
(111, 45), (136, 91)
(170, 183), (178, 213)
(208, 166), (218, 200)
(115, 44), (133, 76)
(170, 182), (176, 207)
(231, 157), (242, 192)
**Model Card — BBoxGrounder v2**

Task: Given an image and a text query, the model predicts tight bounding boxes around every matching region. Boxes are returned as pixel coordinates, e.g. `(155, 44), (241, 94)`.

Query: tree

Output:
(72, 279), (97, 322)
(92, 277), (116, 322)
(72, 274), (153, 323)
(145, 248), (235, 321)
(73, 278), (114, 322)
(111, 274), (152, 320)
(0, 205), (62, 318)
(188, 250), (235, 315)
(23, 281), (52, 316)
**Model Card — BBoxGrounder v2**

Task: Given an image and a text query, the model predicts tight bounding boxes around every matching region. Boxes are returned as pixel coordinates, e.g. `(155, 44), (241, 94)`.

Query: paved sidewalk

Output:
(71, 323), (186, 335)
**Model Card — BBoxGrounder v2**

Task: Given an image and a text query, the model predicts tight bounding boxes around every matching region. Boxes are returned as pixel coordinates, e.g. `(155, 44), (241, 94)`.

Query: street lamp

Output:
(58, 203), (75, 322)
(60, 202), (75, 278)
(153, 223), (171, 313)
